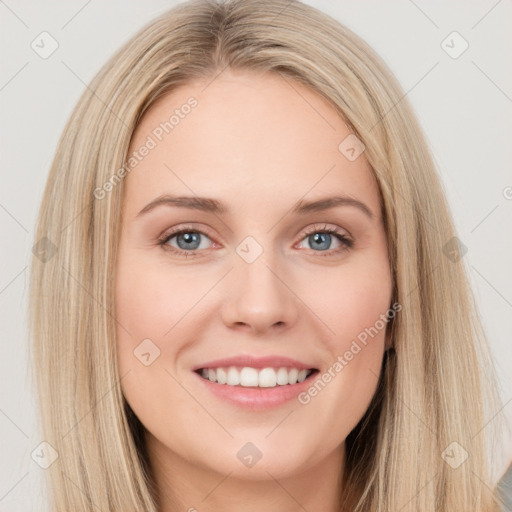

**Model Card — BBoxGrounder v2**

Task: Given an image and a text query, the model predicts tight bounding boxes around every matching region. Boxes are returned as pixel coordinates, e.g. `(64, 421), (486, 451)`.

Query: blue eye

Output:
(299, 225), (353, 255)
(308, 232), (334, 251)
(161, 229), (212, 255)
(158, 223), (353, 258)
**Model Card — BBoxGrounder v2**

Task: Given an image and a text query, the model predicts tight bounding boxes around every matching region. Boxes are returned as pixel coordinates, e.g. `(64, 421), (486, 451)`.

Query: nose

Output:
(220, 255), (299, 335)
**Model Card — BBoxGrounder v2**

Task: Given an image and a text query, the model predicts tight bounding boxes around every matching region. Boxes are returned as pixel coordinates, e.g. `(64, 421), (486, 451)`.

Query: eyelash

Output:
(157, 223), (353, 259)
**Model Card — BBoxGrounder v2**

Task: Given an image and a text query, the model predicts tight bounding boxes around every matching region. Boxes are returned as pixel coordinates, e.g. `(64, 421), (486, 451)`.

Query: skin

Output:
(115, 69), (393, 512)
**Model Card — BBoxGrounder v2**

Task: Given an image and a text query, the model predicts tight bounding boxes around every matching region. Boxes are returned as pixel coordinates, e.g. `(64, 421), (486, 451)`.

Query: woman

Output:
(29, 0), (506, 510)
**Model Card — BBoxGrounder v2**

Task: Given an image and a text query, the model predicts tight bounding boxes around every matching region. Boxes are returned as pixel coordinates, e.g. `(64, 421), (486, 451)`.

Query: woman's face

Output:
(115, 69), (393, 482)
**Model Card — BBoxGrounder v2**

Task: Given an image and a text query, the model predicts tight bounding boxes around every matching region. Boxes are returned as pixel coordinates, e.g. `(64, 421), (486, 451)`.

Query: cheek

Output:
(298, 251), (392, 355)
(113, 252), (201, 435)
(293, 249), (392, 427)
(114, 250), (188, 385)
(115, 251), (208, 343)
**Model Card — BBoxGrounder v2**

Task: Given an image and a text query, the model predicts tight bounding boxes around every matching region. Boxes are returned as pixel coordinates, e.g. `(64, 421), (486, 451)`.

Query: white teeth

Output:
(297, 369), (308, 383)
(276, 367), (289, 385)
(198, 366), (314, 388)
(258, 367), (277, 388)
(287, 368), (298, 385)
(226, 367), (240, 386)
(240, 367), (259, 387)
(216, 367), (227, 384)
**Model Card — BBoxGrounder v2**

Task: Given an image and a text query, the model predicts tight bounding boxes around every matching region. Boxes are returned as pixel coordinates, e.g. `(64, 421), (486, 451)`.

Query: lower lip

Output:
(193, 371), (318, 410)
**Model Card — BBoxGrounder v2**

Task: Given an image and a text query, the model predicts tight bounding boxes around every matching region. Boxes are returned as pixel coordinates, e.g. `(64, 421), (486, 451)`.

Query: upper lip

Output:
(192, 355), (317, 371)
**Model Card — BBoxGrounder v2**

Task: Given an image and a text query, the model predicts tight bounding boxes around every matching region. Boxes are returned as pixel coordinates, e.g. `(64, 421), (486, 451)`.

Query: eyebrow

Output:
(137, 194), (373, 219)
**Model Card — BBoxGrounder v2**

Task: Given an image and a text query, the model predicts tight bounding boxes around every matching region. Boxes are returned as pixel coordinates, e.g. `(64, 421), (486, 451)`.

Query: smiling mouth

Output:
(194, 366), (319, 388)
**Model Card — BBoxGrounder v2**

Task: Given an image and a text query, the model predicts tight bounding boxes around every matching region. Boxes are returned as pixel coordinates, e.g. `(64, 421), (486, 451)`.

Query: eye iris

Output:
(177, 232), (201, 250)
(310, 232), (331, 251)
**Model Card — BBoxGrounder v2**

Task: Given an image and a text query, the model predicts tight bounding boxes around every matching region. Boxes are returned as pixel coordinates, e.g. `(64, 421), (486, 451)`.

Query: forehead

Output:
(124, 70), (380, 217)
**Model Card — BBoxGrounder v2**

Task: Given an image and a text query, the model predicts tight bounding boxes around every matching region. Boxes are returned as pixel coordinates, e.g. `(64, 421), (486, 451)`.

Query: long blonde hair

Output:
(29, 0), (505, 510)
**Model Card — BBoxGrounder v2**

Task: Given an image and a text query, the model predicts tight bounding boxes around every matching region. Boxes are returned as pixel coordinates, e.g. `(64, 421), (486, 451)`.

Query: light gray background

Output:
(1, 1), (511, 510)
